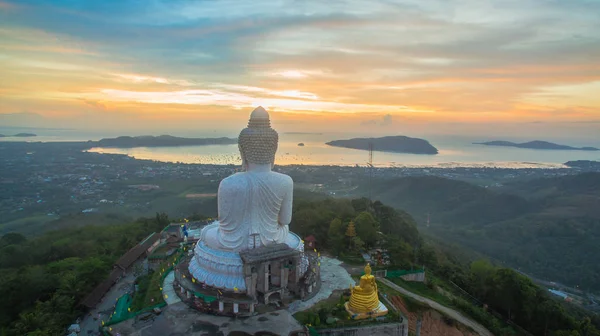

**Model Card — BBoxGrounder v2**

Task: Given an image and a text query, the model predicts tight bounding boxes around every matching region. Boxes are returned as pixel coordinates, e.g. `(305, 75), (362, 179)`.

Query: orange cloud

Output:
(1, 0), (599, 134)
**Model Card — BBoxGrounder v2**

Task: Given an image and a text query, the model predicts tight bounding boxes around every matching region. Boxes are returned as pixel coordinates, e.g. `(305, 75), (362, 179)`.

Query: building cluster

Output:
(2, 141), (598, 233)
(0, 143), (236, 221)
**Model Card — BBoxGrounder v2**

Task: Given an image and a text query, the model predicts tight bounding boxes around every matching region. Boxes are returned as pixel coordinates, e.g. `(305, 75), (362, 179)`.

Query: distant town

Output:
(2, 140), (599, 237)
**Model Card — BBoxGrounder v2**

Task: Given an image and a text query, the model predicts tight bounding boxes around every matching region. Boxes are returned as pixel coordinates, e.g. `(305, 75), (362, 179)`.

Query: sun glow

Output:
(277, 70), (308, 78)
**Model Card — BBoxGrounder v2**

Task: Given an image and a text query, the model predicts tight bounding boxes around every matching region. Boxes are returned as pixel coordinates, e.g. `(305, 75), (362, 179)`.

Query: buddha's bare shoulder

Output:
(270, 172), (293, 185)
(219, 173), (248, 189)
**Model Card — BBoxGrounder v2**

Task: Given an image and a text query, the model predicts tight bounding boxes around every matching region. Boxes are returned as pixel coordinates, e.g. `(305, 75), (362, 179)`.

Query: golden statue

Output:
(345, 263), (388, 319)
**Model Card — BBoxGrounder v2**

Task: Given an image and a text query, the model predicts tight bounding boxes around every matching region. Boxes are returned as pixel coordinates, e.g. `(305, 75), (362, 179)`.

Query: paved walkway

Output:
(287, 256), (355, 314)
(186, 228), (202, 239)
(79, 272), (137, 335)
(379, 278), (493, 336)
(162, 271), (181, 305)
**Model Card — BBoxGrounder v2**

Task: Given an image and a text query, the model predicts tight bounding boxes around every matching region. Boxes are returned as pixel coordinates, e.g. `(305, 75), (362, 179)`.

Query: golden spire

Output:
(365, 263), (372, 276)
(345, 221), (357, 237)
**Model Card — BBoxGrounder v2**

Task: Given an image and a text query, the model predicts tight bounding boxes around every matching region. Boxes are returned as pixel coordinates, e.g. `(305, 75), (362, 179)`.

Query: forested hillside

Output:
(290, 197), (600, 336)
(291, 198), (423, 266)
(357, 173), (600, 292)
(1, 197), (599, 335)
(0, 214), (171, 335)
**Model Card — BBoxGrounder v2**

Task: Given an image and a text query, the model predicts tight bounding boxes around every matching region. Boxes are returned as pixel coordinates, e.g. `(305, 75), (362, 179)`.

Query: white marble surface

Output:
(201, 166), (293, 251)
(198, 107), (294, 252)
(188, 106), (304, 291)
(287, 257), (355, 314)
(188, 232), (306, 291)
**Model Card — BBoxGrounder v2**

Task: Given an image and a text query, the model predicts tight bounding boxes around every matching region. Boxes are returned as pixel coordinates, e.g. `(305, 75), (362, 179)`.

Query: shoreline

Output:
(85, 148), (571, 169)
(1, 140), (591, 170)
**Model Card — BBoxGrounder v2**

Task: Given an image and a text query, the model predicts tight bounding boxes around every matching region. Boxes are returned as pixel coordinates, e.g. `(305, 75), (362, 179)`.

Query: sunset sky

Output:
(1, 0), (599, 136)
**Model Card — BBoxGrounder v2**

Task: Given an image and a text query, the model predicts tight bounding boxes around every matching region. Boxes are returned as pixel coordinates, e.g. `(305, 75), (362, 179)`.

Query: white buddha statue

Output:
(188, 106), (304, 291)
(200, 106), (293, 251)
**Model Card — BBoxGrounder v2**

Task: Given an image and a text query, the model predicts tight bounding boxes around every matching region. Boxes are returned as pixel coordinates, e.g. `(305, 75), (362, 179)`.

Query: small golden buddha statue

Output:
(346, 263), (385, 317)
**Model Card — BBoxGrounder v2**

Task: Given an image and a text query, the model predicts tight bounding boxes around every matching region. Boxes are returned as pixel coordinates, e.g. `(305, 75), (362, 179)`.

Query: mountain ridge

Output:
(92, 135), (237, 148)
(354, 173), (600, 291)
(475, 140), (599, 151)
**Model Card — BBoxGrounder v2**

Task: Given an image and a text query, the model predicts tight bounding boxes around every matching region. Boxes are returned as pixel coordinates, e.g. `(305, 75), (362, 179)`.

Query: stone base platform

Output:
(174, 257), (257, 317)
(188, 231), (307, 292)
(105, 302), (306, 336)
(345, 301), (389, 320)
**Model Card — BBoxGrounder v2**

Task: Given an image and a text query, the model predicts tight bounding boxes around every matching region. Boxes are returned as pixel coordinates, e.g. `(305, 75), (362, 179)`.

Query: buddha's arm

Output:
(278, 179), (293, 226)
(217, 180), (228, 222)
(217, 177), (241, 225)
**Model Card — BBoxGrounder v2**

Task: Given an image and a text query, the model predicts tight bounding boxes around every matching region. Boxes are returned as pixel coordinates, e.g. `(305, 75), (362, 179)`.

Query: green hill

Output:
(365, 176), (534, 226)
(357, 174), (600, 291)
(501, 171), (600, 199)
(93, 135), (237, 148)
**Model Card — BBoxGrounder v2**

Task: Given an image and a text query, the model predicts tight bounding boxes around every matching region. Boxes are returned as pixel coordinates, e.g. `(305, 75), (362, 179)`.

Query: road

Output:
(379, 278), (493, 336)
(79, 272), (136, 335)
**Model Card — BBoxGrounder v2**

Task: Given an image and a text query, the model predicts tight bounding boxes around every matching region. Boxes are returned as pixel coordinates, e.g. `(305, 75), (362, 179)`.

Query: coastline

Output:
(86, 147), (569, 169)
(3, 137), (596, 169)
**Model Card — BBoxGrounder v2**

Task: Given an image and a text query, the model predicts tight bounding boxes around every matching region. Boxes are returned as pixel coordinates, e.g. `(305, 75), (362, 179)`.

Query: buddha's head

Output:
(238, 106), (279, 170)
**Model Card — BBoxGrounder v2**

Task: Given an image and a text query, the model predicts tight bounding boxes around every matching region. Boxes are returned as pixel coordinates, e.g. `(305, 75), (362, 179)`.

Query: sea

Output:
(2, 127), (599, 168)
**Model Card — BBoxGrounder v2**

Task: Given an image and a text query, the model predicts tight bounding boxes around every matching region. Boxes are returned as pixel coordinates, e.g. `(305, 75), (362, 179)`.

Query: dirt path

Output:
(379, 278), (493, 336)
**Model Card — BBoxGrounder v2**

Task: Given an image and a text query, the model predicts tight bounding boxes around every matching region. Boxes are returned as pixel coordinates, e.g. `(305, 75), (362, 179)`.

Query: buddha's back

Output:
(189, 106), (307, 293)
(217, 170), (293, 250)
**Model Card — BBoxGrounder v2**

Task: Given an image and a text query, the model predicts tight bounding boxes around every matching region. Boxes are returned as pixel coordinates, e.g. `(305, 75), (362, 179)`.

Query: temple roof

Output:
(239, 243), (300, 264)
(115, 232), (159, 270)
(80, 268), (121, 309)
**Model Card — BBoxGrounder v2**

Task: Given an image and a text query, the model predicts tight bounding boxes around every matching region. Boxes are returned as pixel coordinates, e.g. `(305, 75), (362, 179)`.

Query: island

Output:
(13, 133), (37, 137)
(326, 135), (438, 155)
(0, 134), (5, 137)
(565, 160), (600, 169)
(91, 135), (237, 148)
(298, 143), (305, 147)
(475, 140), (599, 151)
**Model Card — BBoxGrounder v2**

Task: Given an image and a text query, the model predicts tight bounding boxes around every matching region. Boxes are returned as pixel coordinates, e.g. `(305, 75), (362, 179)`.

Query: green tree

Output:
(0, 233), (27, 247)
(372, 201), (419, 245)
(58, 272), (80, 296)
(579, 317), (594, 336)
(352, 236), (365, 252)
(155, 212), (170, 230)
(0, 213), (166, 334)
(329, 218), (343, 237)
(293, 208), (323, 240)
(328, 218), (344, 254)
(351, 198), (371, 213)
(76, 257), (107, 290)
(384, 236), (413, 267)
(14, 311), (40, 335)
(470, 259), (495, 299)
(353, 212), (380, 247)
(418, 244), (438, 269)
